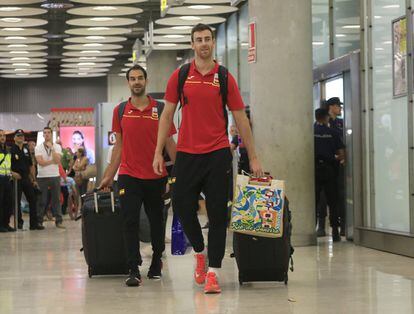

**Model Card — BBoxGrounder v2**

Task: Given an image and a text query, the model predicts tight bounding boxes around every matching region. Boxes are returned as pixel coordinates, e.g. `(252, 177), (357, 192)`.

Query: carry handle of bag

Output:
(242, 170), (273, 186)
(92, 187), (115, 214)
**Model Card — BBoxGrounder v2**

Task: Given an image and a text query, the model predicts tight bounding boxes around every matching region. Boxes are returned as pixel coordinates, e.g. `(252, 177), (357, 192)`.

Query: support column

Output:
(249, 0), (316, 246)
(146, 50), (178, 97)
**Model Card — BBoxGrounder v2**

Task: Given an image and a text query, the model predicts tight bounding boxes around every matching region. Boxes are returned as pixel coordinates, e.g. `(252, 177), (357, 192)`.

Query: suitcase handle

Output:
(92, 188), (115, 213)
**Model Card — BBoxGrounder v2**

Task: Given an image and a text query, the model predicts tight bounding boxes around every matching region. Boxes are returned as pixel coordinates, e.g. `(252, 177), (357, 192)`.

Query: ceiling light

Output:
(383, 5), (400, 9)
(79, 67), (91, 71)
(83, 43), (103, 47)
(5, 36), (26, 40)
(1, 18), (21, 23)
(374, 16), (383, 19)
(0, 7), (22, 12)
(312, 42), (324, 46)
(90, 17), (113, 22)
(3, 28), (24, 31)
(77, 62), (95, 66)
(163, 34), (185, 38)
(179, 16), (201, 21)
(375, 48), (384, 51)
(93, 6), (117, 11)
(14, 68), (28, 71)
(78, 72), (88, 75)
(12, 63), (30, 67)
(188, 5), (212, 10)
(342, 25), (360, 29)
(11, 57), (29, 61)
(383, 41), (392, 44)
(172, 26), (193, 30)
(335, 34), (346, 38)
(158, 43), (177, 47)
(86, 36), (105, 40)
(80, 57), (96, 60)
(16, 73), (29, 76)
(10, 51), (29, 54)
(8, 44), (28, 48)
(88, 27), (110, 31)
(80, 50), (101, 54)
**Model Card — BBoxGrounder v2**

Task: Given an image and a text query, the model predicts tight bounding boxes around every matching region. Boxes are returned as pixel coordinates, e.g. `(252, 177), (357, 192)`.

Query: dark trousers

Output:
(315, 162), (339, 228)
(118, 175), (167, 271)
(37, 177), (62, 225)
(0, 176), (12, 228)
(17, 177), (38, 228)
(172, 148), (233, 268)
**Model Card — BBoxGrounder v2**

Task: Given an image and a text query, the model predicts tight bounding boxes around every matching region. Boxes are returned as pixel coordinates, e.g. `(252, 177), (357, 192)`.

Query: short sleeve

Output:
(226, 72), (245, 111)
(35, 145), (41, 157)
(55, 144), (62, 155)
(334, 132), (345, 150)
(164, 68), (180, 105)
(112, 105), (121, 133)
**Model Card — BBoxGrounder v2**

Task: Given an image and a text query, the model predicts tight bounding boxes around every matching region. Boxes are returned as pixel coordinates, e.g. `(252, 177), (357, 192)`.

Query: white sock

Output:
(208, 267), (219, 276)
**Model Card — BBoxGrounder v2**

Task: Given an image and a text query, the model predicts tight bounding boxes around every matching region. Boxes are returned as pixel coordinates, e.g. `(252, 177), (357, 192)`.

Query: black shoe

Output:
(18, 222), (23, 230)
(0, 227), (8, 233)
(316, 228), (326, 237)
(332, 227), (341, 242)
(125, 269), (141, 287)
(30, 225), (45, 230)
(147, 257), (163, 279)
(6, 226), (16, 232)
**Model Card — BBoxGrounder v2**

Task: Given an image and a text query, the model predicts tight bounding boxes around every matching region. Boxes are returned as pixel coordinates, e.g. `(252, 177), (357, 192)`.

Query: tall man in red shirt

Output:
(153, 24), (263, 294)
(100, 65), (176, 287)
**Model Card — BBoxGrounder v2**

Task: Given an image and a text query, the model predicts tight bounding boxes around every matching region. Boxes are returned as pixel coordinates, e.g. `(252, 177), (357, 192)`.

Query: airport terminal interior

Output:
(2, 0), (414, 313)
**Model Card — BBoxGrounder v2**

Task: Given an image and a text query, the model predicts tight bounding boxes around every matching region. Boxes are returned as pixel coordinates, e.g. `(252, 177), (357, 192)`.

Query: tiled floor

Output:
(1, 216), (414, 314)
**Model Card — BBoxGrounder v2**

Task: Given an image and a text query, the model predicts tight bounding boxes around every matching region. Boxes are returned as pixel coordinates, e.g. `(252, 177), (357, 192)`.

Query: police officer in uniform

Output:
(314, 109), (345, 242)
(11, 129), (43, 230)
(0, 129), (16, 232)
(326, 97), (346, 236)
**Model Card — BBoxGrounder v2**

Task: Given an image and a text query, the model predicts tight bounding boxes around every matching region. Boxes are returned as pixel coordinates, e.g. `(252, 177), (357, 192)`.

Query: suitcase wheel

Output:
(88, 266), (93, 278)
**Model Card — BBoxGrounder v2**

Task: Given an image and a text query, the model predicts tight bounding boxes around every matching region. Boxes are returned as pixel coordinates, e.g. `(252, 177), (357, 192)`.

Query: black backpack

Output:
(177, 63), (229, 131)
(117, 100), (164, 133)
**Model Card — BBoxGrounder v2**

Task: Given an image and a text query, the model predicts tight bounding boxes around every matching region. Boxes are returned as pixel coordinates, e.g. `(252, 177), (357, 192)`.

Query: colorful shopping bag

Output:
(230, 174), (285, 238)
(171, 213), (188, 255)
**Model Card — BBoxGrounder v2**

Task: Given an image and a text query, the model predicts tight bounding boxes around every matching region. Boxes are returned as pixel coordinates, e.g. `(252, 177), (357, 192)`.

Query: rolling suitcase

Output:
(232, 198), (294, 285)
(80, 190), (128, 278)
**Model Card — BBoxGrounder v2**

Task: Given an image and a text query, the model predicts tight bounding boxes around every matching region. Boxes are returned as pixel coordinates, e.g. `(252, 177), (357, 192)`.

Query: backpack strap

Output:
(177, 63), (191, 110)
(218, 65), (229, 133)
(117, 101), (128, 134)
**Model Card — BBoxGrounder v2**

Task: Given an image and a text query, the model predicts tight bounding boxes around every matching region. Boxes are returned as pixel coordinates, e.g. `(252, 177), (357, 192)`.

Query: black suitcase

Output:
(81, 190), (128, 278)
(232, 198), (294, 285)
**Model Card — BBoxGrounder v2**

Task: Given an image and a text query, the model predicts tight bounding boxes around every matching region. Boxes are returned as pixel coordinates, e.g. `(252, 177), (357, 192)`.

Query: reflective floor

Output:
(1, 216), (414, 314)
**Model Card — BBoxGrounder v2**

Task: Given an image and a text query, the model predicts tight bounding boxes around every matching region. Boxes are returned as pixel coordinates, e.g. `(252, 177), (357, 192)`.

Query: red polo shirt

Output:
(164, 60), (245, 154)
(112, 96), (176, 180)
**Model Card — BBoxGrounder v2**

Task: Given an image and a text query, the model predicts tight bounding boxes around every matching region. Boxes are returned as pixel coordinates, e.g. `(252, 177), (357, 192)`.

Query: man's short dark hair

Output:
(191, 23), (215, 42)
(126, 65), (147, 81)
(315, 108), (329, 121)
(325, 97), (343, 107)
(43, 126), (52, 133)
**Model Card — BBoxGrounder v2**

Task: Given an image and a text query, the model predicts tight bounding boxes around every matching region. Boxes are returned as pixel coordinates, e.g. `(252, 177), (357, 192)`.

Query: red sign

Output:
(248, 21), (256, 63)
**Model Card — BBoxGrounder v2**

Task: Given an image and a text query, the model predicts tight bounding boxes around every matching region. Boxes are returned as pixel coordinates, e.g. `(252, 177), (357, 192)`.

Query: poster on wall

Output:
(60, 126), (95, 164)
(392, 16), (407, 97)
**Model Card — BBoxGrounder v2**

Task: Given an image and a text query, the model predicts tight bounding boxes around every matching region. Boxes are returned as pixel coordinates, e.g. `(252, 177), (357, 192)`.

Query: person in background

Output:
(35, 127), (65, 229)
(73, 147), (89, 196)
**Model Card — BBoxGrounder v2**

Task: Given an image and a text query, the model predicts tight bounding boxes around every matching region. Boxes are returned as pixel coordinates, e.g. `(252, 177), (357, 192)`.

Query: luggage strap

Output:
(289, 246), (295, 272)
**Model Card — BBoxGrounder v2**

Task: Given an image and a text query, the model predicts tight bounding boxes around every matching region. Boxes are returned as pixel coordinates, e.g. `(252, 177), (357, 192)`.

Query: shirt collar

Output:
(191, 59), (219, 76)
(126, 95), (155, 112)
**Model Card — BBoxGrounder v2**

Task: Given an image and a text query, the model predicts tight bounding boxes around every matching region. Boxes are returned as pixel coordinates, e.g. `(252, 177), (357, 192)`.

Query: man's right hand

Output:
(98, 176), (113, 191)
(11, 172), (21, 180)
(153, 152), (164, 176)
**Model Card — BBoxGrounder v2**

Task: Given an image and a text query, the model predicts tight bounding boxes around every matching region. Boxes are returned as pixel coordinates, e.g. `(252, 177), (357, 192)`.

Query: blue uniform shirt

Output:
(314, 122), (345, 162)
(329, 117), (344, 140)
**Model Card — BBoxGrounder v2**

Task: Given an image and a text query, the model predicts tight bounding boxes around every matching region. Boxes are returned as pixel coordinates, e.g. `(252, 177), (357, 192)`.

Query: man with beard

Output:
(153, 24), (263, 294)
(100, 65), (177, 287)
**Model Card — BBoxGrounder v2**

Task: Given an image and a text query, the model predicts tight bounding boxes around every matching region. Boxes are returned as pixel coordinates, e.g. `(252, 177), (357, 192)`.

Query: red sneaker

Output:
(204, 272), (221, 294)
(194, 253), (207, 285)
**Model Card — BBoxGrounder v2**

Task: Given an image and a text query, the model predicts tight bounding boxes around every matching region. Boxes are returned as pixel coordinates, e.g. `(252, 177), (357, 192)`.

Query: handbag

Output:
(230, 174), (286, 238)
(171, 213), (188, 255)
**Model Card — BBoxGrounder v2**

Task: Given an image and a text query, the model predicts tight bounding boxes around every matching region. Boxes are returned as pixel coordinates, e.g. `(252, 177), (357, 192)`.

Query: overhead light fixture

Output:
(10, 50), (29, 54)
(312, 42), (324, 46)
(12, 63), (30, 67)
(78, 72), (88, 75)
(80, 57), (96, 60)
(79, 67), (91, 71)
(342, 25), (360, 29)
(78, 62), (96, 66)
(14, 68), (28, 71)
(383, 41), (392, 44)
(5, 36), (26, 40)
(86, 36), (105, 40)
(3, 28), (24, 31)
(172, 26), (193, 30)
(90, 17), (113, 22)
(11, 57), (29, 61)
(163, 34), (185, 38)
(1, 18), (21, 23)
(383, 5), (400, 9)
(374, 16), (383, 19)
(8, 44), (28, 48)
(375, 48), (384, 51)
(88, 27), (110, 31)
(83, 43), (103, 47)
(93, 6), (117, 11)
(80, 50), (101, 54)
(179, 16), (201, 21)
(188, 5), (212, 10)
(158, 43), (177, 47)
(16, 73), (29, 76)
(335, 34), (346, 38)
(0, 7), (22, 12)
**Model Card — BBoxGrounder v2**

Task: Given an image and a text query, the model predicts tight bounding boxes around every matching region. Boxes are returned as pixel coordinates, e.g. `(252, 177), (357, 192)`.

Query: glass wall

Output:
(371, 1), (410, 232)
(312, 0), (330, 66)
(216, 23), (226, 66)
(333, 0), (360, 58)
(238, 4), (250, 105)
(226, 12), (239, 81)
